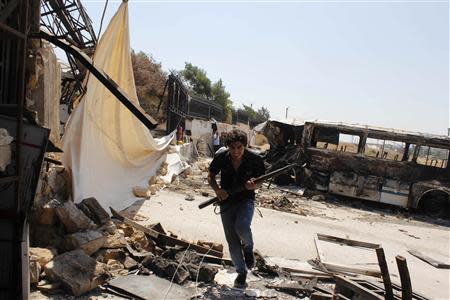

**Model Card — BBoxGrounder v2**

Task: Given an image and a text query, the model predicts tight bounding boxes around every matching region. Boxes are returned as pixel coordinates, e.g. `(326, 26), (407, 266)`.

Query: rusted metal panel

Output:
(380, 180), (409, 207)
(329, 172), (381, 202)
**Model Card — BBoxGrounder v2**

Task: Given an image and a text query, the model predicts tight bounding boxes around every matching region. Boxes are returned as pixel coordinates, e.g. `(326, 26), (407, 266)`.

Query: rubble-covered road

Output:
(123, 190), (450, 299)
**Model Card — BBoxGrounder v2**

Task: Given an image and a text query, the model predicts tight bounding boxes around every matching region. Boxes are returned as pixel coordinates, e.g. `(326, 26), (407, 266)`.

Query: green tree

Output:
(131, 50), (166, 98)
(243, 104), (257, 120)
(241, 104), (270, 125)
(131, 50), (167, 121)
(257, 106), (270, 120)
(211, 79), (232, 121)
(180, 62), (212, 98)
(180, 62), (234, 123)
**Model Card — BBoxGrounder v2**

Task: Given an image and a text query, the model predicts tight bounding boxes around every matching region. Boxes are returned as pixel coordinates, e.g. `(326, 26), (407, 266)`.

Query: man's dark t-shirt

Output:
(209, 149), (265, 203)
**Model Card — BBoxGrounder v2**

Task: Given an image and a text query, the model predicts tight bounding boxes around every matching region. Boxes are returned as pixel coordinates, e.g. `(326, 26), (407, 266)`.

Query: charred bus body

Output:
(300, 121), (450, 216)
(261, 120), (450, 216)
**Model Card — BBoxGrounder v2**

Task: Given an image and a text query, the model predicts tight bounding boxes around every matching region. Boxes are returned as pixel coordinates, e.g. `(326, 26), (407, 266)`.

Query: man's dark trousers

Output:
(220, 199), (254, 275)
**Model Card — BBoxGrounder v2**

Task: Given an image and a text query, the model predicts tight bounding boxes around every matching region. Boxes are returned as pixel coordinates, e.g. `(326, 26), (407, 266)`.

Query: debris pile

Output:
(29, 162), (227, 298)
(30, 155), (431, 299)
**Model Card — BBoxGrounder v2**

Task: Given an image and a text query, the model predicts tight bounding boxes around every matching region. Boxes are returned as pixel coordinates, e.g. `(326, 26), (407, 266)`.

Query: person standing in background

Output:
(212, 129), (221, 153)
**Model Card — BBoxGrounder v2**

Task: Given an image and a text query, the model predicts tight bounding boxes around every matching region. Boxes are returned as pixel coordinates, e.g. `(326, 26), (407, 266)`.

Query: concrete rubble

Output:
(43, 249), (109, 296)
(55, 200), (96, 233)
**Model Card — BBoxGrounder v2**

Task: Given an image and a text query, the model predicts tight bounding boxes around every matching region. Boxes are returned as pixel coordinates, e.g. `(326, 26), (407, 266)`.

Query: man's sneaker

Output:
(233, 272), (247, 289)
(244, 251), (255, 269)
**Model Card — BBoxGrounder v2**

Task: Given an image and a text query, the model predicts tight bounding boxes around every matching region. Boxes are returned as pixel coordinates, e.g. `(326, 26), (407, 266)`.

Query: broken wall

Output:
(185, 118), (251, 155)
(27, 40), (61, 145)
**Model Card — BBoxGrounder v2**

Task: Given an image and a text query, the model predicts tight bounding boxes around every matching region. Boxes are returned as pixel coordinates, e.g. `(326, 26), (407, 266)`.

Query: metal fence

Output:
(166, 74), (224, 133)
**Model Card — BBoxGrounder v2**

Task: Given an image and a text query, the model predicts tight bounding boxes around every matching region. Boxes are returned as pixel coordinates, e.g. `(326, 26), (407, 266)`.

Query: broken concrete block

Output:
(142, 256), (190, 284)
(36, 199), (60, 226)
(197, 162), (209, 172)
(183, 166), (193, 176)
(63, 230), (107, 255)
(30, 247), (56, 268)
(44, 249), (109, 296)
(98, 220), (117, 235)
(103, 231), (127, 249)
(30, 224), (64, 249)
(148, 175), (158, 185)
(311, 194), (326, 202)
(106, 259), (125, 273)
(36, 282), (62, 294)
(149, 185), (157, 195)
(46, 166), (70, 200)
(123, 256), (138, 269)
(159, 167), (168, 176)
(197, 240), (224, 253)
(30, 260), (41, 284)
(116, 223), (134, 237)
(93, 248), (126, 263)
(76, 197), (110, 225)
(128, 230), (155, 252)
(55, 200), (96, 233)
(132, 186), (151, 198)
(192, 170), (203, 176)
(186, 263), (218, 283)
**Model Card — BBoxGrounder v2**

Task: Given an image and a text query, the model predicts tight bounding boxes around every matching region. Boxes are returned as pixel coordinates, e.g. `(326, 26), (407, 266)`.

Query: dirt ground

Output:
(121, 175), (450, 300)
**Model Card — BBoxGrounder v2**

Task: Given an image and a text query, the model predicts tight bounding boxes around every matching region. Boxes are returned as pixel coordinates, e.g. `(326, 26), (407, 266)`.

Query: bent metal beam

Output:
(32, 30), (158, 130)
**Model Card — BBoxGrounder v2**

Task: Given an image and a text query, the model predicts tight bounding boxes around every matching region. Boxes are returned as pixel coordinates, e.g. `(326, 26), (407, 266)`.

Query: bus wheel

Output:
(418, 191), (450, 218)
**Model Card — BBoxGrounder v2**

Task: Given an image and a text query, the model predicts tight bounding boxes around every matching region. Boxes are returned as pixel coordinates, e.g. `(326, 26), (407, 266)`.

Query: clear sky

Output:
(78, 0), (449, 135)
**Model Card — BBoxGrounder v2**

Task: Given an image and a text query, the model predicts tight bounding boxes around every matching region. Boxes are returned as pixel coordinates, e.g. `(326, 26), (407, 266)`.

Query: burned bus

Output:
(297, 121), (450, 216)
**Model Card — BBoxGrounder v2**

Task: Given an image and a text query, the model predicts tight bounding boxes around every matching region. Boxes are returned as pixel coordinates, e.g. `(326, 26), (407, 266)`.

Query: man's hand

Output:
(245, 178), (260, 190)
(215, 188), (229, 201)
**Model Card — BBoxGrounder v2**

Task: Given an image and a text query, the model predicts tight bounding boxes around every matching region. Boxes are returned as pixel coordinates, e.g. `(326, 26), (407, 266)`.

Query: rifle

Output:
(198, 163), (303, 209)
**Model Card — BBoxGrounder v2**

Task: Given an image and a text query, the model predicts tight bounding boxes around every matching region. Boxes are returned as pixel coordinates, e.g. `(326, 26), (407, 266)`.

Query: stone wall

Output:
(27, 41), (62, 146)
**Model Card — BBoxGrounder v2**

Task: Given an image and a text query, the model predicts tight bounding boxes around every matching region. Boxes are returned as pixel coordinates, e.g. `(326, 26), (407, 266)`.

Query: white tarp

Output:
(62, 2), (174, 211)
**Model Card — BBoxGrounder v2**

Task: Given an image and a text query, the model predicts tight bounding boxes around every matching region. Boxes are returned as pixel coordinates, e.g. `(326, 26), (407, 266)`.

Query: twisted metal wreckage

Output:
(258, 120), (450, 217)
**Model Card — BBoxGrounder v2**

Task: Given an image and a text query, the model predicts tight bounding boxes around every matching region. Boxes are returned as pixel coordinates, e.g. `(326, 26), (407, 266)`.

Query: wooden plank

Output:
(322, 262), (381, 277)
(396, 256), (413, 300)
(289, 273), (333, 281)
(317, 233), (380, 249)
(281, 266), (328, 276)
(353, 278), (431, 300)
(310, 292), (333, 300)
(267, 278), (317, 293)
(125, 242), (152, 258)
(110, 207), (159, 239)
(353, 279), (402, 300)
(376, 248), (394, 300)
(314, 237), (326, 261)
(111, 207), (223, 258)
(407, 249), (450, 269)
(201, 255), (233, 266)
(334, 275), (384, 300)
